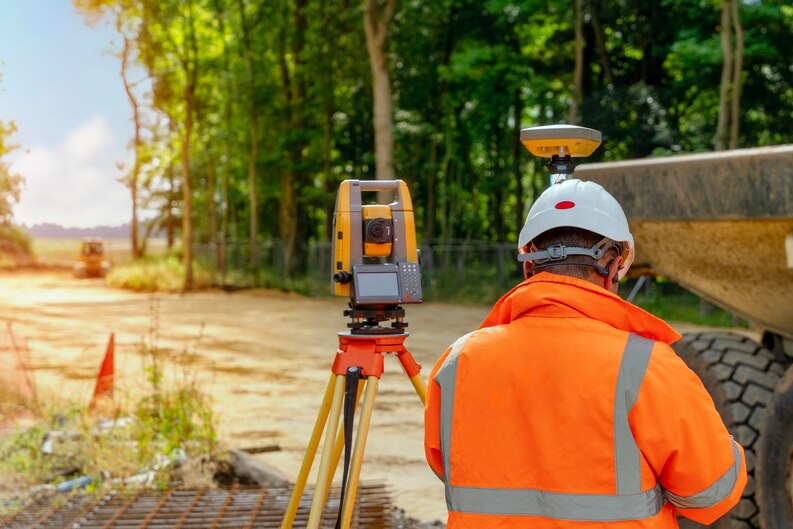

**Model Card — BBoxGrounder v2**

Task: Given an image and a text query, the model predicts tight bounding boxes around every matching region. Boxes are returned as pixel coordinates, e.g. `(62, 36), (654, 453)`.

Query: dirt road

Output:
(0, 270), (756, 522)
(0, 270), (489, 521)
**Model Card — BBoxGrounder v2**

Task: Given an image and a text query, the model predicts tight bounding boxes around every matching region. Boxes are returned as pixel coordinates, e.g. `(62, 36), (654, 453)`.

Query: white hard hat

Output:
(517, 179), (635, 279)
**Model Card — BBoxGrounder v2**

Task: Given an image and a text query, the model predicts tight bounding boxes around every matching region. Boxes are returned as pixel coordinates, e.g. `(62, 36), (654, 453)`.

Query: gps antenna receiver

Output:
(520, 124), (602, 184)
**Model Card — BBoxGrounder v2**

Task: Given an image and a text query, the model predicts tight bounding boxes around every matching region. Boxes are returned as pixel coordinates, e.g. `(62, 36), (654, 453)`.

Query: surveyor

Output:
(424, 178), (746, 528)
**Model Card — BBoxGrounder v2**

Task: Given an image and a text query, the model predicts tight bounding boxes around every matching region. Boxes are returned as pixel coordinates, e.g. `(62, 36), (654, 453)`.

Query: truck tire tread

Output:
(673, 332), (789, 529)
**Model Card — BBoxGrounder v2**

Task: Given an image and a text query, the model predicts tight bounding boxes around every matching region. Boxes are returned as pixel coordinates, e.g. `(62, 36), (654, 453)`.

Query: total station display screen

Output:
(356, 271), (400, 298)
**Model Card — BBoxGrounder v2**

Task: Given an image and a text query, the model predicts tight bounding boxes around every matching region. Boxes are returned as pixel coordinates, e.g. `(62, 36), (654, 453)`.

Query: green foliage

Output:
(0, 393), (216, 490)
(106, 256), (211, 291)
(0, 121), (24, 228)
(0, 225), (32, 255)
(72, 0), (793, 292)
(0, 225), (33, 267)
(0, 319), (218, 491)
(628, 278), (747, 328)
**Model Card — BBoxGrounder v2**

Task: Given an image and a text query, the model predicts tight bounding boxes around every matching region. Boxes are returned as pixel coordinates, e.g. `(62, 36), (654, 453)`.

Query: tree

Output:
(120, 37), (144, 258)
(715, 0), (734, 150)
(729, 0), (744, 149)
(237, 0), (260, 268)
(0, 121), (23, 225)
(715, 0), (745, 151)
(72, 0), (793, 294)
(364, 0), (396, 184)
(570, 0), (584, 124)
(74, 0), (146, 257)
(136, 0), (223, 289)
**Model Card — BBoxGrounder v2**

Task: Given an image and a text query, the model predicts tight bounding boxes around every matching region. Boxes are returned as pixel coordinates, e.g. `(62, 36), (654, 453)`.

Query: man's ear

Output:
(607, 257), (622, 287)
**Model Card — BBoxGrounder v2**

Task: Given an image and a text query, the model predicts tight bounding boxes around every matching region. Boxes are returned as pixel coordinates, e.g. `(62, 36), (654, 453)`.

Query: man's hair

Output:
(530, 227), (619, 280)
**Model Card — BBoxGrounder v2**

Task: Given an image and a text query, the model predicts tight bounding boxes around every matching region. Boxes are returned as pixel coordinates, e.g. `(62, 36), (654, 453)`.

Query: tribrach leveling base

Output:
(279, 332), (426, 529)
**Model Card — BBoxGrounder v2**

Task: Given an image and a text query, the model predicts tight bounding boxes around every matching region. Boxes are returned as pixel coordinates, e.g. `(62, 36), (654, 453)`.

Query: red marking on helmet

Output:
(555, 200), (576, 210)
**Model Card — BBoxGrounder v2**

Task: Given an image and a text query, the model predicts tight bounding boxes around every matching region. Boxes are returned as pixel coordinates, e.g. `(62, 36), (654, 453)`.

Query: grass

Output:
(0, 397), (217, 502)
(32, 238), (168, 267)
(425, 270), (744, 328)
(0, 310), (220, 502)
(623, 278), (746, 327)
(0, 225), (34, 268)
(106, 256), (212, 292)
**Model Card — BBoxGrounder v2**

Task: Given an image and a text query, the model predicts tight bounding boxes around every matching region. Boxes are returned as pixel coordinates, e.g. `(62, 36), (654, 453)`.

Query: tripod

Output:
(280, 311), (427, 529)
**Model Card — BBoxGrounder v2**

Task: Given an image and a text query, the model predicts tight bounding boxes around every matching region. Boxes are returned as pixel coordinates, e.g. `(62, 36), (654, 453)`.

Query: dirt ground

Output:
(0, 270), (757, 522)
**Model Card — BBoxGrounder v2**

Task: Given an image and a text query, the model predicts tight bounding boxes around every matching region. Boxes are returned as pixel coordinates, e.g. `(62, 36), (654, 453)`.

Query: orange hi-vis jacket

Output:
(424, 273), (746, 528)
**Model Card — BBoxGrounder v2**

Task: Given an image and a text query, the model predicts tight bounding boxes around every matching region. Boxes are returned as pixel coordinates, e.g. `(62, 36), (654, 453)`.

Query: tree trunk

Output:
(120, 38), (141, 259)
(322, 101), (334, 241)
(730, 0), (744, 149)
(167, 161), (176, 250)
(364, 0), (397, 191)
(425, 85), (445, 246)
(238, 0), (259, 268)
(213, 0), (232, 281)
(590, 5), (614, 86)
(221, 147), (229, 281)
(439, 113), (453, 258)
(181, 0), (198, 290)
(512, 90), (524, 237)
(182, 85), (194, 289)
(140, 218), (159, 257)
(425, 126), (438, 246)
(569, 0), (584, 124)
(207, 153), (218, 268)
(319, 0), (337, 242)
(277, 26), (292, 274)
(424, 9), (454, 247)
(279, 170), (297, 276)
(291, 0), (310, 272)
(272, 0), (310, 277)
(715, 0), (733, 151)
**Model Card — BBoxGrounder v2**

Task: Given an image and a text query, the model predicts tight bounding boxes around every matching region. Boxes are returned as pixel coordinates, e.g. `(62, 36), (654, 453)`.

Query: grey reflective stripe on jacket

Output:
(434, 332), (663, 522)
(445, 484), (665, 521)
(434, 331), (476, 484)
(665, 438), (743, 509)
(614, 333), (654, 495)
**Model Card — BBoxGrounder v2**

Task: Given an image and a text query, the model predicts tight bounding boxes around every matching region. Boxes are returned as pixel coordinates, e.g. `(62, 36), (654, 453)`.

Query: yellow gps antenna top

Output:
(520, 124), (602, 185)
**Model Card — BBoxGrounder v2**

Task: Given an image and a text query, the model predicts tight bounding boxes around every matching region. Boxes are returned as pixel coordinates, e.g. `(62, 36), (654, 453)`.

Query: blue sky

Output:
(0, 0), (134, 228)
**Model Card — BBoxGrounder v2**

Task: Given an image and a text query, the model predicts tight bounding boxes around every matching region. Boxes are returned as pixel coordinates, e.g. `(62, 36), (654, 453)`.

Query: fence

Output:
(193, 240), (524, 303)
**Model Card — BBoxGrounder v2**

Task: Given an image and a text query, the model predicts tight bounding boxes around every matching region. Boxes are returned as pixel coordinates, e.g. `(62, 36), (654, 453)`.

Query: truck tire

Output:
(755, 365), (793, 529)
(672, 332), (789, 529)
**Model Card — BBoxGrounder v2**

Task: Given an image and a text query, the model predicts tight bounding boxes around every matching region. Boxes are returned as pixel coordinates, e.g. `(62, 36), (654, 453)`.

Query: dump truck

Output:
(577, 145), (793, 529)
(73, 238), (111, 278)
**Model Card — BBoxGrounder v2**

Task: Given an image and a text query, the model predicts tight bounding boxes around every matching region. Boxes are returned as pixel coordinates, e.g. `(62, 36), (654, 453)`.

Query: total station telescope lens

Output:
(365, 218), (393, 244)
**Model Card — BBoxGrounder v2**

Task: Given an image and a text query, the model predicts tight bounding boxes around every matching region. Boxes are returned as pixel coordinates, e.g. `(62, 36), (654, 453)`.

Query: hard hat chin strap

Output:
(520, 238), (623, 283)
(517, 239), (613, 264)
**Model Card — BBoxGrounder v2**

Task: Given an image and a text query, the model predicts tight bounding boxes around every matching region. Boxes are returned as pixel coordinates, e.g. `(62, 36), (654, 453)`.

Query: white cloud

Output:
(11, 116), (131, 228)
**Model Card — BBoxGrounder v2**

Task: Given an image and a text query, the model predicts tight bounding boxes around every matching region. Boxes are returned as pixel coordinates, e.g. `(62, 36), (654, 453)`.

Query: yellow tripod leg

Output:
(339, 376), (379, 529)
(280, 373), (337, 529)
(321, 379), (365, 508)
(306, 374), (346, 529)
(408, 374), (428, 405)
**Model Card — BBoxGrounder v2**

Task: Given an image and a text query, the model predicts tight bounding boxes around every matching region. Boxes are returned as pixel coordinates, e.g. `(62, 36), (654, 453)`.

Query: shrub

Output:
(0, 224), (33, 267)
(0, 316), (218, 494)
(106, 257), (211, 292)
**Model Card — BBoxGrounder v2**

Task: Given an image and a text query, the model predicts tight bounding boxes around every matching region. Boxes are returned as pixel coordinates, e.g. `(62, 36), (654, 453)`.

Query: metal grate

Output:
(1, 483), (394, 529)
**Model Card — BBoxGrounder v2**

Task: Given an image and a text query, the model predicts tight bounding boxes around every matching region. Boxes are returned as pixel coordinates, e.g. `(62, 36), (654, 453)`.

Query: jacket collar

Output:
(478, 272), (681, 344)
